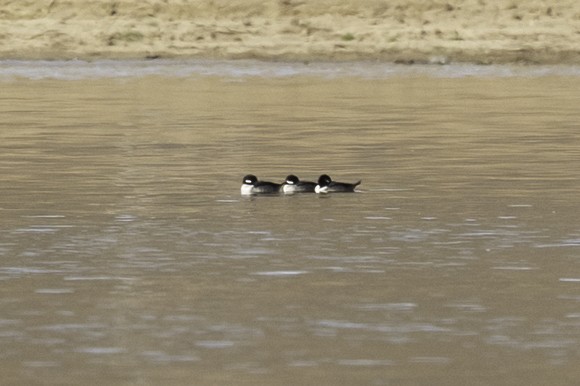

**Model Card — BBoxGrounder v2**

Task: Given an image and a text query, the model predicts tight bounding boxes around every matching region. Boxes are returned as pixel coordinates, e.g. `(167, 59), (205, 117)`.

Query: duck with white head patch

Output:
(281, 175), (317, 193)
(240, 174), (281, 195)
(315, 174), (361, 193)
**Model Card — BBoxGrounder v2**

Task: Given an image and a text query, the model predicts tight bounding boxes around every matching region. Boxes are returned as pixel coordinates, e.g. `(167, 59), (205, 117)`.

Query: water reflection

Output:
(1, 63), (580, 385)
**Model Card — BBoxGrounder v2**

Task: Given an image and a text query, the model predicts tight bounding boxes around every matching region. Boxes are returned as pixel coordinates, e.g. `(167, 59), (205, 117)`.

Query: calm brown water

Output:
(1, 61), (580, 385)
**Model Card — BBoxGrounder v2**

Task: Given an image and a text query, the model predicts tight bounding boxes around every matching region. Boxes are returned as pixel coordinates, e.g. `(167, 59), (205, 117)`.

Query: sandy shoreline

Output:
(1, 0), (579, 64)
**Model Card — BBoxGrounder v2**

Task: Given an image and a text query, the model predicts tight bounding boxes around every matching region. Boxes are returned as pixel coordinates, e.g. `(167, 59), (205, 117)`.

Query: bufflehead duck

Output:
(315, 174), (361, 193)
(281, 175), (317, 193)
(241, 174), (281, 195)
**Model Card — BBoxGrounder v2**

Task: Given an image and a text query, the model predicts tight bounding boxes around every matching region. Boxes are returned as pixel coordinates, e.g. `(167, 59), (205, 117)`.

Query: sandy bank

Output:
(1, 0), (579, 64)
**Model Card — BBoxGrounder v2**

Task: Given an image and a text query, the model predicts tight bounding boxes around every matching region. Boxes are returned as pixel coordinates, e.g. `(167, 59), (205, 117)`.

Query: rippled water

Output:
(1, 61), (580, 385)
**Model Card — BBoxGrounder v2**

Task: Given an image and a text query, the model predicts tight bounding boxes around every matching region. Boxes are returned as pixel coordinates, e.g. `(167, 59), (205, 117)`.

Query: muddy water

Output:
(1, 61), (580, 385)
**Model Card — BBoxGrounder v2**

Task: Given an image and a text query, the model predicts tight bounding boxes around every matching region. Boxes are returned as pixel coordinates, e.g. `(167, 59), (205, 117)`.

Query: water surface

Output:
(1, 61), (580, 385)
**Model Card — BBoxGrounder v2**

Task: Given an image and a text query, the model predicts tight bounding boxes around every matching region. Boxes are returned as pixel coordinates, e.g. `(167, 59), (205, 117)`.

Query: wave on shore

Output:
(0, 60), (580, 81)
(2, 60), (580, 81)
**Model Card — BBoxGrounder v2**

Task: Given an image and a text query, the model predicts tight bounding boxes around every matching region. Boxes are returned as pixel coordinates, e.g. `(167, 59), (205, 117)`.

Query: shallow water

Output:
(1, 61), (580, 385)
